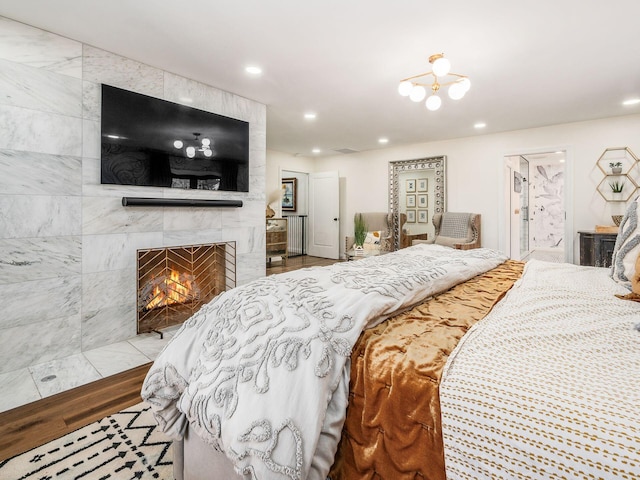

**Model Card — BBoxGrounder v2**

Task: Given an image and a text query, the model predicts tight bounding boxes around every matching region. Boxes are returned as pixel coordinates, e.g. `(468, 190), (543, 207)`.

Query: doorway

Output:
(504, 150), (571, 263)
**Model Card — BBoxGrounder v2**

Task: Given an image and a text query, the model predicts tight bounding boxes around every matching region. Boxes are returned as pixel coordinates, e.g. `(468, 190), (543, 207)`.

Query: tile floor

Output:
(521, 247), (565, 263)
(0, 326), (179, 413)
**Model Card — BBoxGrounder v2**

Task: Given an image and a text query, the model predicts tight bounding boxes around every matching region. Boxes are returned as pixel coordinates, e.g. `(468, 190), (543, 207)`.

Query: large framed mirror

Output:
(389, 156), (446, 250)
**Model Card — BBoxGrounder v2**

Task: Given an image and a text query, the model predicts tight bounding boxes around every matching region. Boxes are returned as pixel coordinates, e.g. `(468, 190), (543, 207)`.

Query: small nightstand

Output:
(578, 231), (617, 268)
(401, 233), (428, 249)
(266, 218), (288, 265)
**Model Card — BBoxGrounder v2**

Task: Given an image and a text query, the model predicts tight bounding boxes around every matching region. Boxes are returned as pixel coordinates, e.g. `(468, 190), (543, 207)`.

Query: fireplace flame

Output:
(144, 268), (199, 310)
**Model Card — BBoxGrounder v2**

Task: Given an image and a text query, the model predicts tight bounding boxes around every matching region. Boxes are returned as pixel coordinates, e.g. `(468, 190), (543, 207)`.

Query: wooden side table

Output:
(401, 233), (428, 249)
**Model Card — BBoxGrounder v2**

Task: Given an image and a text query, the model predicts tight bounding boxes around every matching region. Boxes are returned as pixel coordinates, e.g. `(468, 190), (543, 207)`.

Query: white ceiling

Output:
(1, 0), (639, 157)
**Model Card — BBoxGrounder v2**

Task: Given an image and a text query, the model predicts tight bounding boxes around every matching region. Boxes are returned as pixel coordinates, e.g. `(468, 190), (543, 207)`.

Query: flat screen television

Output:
(100, 84), (249, 192)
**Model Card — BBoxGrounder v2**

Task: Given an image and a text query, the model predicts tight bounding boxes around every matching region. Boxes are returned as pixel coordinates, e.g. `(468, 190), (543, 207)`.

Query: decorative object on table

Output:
(398, 53), (471, 111)
(610, 161), (623, 174)
(417, 178), (428, 192)
(406, 210), (416, 223)
(265, 204), (275, 218)
(266, 188), (283, 218)
(354, 212), (368, 250)
(612, 215), (623, 226)
(281, 177), (297, 211)
(406, 179), (416, 192)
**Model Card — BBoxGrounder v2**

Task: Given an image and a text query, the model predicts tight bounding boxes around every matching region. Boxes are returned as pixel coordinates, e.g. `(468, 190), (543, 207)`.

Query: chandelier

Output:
(173, 132), (215, 158)
(398, 53), (470, 111)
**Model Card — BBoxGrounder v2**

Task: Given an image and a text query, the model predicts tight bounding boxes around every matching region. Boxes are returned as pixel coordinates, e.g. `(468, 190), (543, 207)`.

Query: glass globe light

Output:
(398, 81), (413, 97)
(186, 146), (196, 158)
(432, 57), (451, 77)
(173, 140), (183, 149)
(409, 85), (427, 102)
(426, 94), (442, 111)
(458, 77), (471, 92)
(201, 138), (211, 147)
(203, 148), (213, 157)
(448, 82), (466, 100)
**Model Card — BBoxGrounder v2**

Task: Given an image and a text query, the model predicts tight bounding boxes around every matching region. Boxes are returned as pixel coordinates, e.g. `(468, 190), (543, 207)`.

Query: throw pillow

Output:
(363, 231), (382, 251)
(610, 196), (640, 290)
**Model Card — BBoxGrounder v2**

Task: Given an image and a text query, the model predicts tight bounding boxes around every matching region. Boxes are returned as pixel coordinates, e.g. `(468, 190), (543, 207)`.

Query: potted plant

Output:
(609, 180), (625, 195)
(609, 161), (623, 174)
(354, 213), (367, 254)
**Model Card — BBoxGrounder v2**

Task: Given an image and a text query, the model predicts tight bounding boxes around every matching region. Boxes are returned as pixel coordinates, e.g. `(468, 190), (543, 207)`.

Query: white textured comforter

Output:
(141, 244), (506, 480)
(441, 260), (640, 479)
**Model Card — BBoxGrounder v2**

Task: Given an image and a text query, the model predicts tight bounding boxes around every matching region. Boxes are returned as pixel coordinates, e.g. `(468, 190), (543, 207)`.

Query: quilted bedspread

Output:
(440, 260), (640, 479)
(330, 260), (524, 480)
(141, 244), (506, 480)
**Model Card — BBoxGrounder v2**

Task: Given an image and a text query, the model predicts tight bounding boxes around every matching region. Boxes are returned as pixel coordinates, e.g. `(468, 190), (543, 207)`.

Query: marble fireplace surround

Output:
(0, 15), (267, 380)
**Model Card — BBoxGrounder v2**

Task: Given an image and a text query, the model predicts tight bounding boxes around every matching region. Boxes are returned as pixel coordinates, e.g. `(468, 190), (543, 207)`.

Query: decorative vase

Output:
(266, 204), (276, 218)
(612, 167), (622, 174)
(354, 245), (364, 256)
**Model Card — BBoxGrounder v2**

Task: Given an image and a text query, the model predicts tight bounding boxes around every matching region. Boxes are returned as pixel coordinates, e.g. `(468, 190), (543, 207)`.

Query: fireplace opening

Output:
(137, 242), (236, 334)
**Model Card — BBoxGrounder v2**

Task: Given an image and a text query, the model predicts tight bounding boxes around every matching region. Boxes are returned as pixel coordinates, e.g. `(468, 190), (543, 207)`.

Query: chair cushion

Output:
(439, 213), (473, 240)
(610, 196), (640, 290)
(434, 235), (460, 248)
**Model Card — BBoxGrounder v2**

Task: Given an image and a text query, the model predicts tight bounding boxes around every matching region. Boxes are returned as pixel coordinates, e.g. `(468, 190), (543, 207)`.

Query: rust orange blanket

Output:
(329, 260), (524, 480)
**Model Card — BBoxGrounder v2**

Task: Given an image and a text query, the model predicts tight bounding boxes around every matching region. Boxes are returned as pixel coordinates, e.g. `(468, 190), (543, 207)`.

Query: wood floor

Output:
(0, 255), (341, 462)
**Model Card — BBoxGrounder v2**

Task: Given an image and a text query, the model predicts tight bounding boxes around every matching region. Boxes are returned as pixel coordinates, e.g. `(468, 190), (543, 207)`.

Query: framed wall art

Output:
(282, 177), (297, 211)
(418, 210), (428, 223)
(417, 178), (428, 192)
(417, 194), (428, 208)
(406, 210), (416, 223)
(406, 194), (416, 208)
(406, 179), (416, 193)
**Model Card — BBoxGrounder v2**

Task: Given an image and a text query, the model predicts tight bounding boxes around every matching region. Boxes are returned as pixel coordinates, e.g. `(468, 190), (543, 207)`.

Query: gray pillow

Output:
(610, 196), (640, 290)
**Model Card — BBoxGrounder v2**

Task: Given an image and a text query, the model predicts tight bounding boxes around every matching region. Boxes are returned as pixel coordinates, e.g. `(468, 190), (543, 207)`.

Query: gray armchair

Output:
(414, 212), (481, 250)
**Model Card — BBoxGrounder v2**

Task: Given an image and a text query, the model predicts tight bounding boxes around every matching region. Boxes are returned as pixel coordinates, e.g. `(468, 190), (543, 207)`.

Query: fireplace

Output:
(137, 242), (236, 334)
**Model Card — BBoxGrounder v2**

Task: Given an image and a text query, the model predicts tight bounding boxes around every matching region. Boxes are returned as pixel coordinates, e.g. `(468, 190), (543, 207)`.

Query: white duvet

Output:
(142, 244), (506, 479)
(440, 260), (640, 479)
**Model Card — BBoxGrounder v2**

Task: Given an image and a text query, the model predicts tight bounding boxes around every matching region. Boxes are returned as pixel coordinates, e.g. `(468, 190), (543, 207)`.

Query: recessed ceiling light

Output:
(312, 148), (321, 154)
(474, 122), (486, 129)
(106, 134), (121, 139)
(304, 112), (317, 120)
(378, 137), (389, 144)
(245, 65), (262, 75)
(623, 98), (640, 106)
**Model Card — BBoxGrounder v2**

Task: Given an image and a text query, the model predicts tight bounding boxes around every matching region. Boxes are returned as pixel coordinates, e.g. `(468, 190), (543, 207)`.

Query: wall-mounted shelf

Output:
(122, 197), (243, 207)
(595, 147), (640, 202)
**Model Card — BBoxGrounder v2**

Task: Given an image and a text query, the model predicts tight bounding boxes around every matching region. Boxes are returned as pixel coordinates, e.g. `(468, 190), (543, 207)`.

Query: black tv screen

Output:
(100, 84), (249, 192)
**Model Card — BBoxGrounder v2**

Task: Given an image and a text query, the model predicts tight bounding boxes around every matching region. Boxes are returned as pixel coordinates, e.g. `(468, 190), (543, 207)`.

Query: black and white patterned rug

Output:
(0, 402), (173, 480)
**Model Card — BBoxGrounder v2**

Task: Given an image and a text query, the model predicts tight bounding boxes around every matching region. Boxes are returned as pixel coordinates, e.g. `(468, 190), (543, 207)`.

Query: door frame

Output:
(498, 145), (574, 263)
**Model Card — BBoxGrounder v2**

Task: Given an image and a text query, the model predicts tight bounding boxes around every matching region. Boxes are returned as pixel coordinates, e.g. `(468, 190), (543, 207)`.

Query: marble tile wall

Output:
(0, 16), (266, 373)
(530, 162), (565, 249)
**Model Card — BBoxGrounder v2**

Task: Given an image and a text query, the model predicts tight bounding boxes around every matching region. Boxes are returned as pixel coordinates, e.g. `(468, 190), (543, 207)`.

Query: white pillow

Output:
(363, 231), (382, 251)
(610, 196), (640, 290)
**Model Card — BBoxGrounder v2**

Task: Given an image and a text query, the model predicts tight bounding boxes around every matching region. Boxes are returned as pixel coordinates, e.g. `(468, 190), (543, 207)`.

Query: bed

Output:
(141, 236), (640, 479)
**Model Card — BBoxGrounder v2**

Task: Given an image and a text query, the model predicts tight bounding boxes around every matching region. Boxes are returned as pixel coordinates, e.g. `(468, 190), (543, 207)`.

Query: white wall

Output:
(266, 150), (315, 217)
(310, 114), (640, 261)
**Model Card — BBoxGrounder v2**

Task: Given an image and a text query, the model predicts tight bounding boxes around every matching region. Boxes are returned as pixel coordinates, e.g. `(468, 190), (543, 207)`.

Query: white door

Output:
(308, 171), (340, 259)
